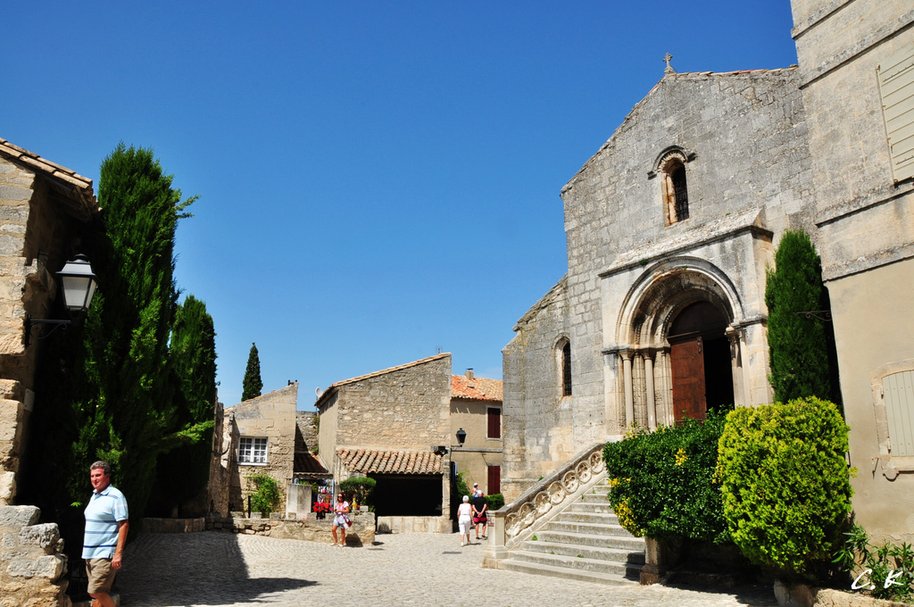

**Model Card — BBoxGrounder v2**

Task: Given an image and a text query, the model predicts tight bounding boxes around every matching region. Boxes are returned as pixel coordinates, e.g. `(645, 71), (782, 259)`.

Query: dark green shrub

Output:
(242, 343), (263, 401)
(834, 524), (914, 601)
(486, 493), (505, 511)
(603, 414), (729, 543)
(765, 230), (832, 403)
(716, 397), (852, 575)
(454, 472), (470, 500)
(339, 476), (376, 508)
(249, 473), (282, 515)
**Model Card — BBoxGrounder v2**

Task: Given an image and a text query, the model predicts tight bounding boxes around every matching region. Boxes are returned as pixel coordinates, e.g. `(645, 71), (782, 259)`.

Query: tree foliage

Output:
(765, 230), (832, 403)
(716, 397), (852, 575)
(20, 144), (217, 546)
(242, 342), (263, 401)
(248, 473), (282, 515)
(148, 295), (217, 515)
(603, 414), (730, 544)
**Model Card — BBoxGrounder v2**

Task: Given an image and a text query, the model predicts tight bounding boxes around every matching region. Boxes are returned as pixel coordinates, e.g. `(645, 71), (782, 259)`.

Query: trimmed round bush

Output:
(716, 397), (852, 574)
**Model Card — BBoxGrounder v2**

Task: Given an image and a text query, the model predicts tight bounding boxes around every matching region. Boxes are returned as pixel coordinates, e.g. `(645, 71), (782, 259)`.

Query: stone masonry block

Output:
(18, 524), (60, 554)
(0, 506), (39, 529)
(6, 554), (65, 579)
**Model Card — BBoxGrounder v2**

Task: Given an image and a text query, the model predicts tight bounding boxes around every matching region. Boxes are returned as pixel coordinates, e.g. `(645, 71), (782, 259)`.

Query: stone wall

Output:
(0, 149), (98, 506)
(295, 411), (318, 452)
(0, 505), (69, 607)
(333, 354), (451, 458)
(206, 511), (375, 546)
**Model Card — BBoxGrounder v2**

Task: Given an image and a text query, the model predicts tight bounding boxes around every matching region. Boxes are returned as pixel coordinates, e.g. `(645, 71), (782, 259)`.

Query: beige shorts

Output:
(86, 558), (115, 594)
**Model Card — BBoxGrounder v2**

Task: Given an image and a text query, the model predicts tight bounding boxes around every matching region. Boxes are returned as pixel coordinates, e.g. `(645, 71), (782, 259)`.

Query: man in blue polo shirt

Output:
(82, 460), (129, 607)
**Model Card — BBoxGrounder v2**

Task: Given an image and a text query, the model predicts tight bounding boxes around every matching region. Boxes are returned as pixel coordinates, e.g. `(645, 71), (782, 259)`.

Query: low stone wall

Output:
(0, 505), (69, 607)
(376, 515), (451, 534)
(142, 517), (205, 533)
(207, 512), (376, 546)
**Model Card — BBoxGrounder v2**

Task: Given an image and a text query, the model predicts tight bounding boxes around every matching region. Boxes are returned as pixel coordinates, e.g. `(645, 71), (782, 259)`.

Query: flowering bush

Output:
(603, 413), (729, 543)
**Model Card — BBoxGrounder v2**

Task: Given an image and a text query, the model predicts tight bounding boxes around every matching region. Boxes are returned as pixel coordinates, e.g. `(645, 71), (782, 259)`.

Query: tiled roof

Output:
(337, 448), (444, 475)
(0, 137), (96, 211)
(293, 451), (331, 478)
(451, 375), (503, 401)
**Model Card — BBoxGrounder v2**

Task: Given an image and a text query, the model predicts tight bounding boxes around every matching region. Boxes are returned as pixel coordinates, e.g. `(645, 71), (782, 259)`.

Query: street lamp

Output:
(456, 427), (467, 447)
(24, 254), (98, 346)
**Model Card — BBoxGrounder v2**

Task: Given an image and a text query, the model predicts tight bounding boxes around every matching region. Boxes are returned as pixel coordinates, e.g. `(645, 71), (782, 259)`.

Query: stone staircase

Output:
(498, 481), (644, 585)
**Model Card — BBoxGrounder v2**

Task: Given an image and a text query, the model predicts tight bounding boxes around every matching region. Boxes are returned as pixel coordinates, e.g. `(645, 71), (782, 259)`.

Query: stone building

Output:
(503, 65), (811, 498)
(0, 139), (100, 606)
(211, 383), (300, 516)
(450, 369), (503, 496)
(791, 0), (914, 541)
(503, 0), (914, 541)
(315, 353), (452, 533)
(0, 138), (100, 507)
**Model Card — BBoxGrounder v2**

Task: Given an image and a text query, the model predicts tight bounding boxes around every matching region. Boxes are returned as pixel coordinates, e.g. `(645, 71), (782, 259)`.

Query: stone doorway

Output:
(668, 301), (734, 422)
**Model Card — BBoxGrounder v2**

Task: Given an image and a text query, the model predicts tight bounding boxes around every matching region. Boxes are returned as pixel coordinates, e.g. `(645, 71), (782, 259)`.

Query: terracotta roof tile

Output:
(451, 375), (503, 401)
(337, 448), (444, 475)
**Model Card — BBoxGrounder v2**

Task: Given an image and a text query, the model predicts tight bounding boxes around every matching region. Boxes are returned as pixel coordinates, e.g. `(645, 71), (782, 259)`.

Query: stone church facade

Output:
(503, 0), (914, 542)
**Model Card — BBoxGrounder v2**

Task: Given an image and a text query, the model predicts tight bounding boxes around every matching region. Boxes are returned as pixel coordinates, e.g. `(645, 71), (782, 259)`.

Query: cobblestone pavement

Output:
(116, 531), (778, 607)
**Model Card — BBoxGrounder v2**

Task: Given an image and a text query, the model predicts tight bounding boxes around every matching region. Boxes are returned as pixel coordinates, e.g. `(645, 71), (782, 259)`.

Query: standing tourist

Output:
(82, 461), (129, 607)
(457, 495), (473, 546)
(331, 493), (351, 547)
(472, 491), (488, 541)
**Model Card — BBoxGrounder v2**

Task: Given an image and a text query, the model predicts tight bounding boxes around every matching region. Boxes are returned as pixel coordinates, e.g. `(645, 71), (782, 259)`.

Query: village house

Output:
(450, 369), (503, 496)
(314, 353), (502, 533)
(502, 0), (914, 543)
(209, 382), (329, 518)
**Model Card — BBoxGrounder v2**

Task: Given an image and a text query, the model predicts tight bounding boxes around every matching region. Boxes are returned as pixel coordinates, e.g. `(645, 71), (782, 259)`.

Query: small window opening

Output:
(561, 341), (573, 396)
(663, 158), (689, 224)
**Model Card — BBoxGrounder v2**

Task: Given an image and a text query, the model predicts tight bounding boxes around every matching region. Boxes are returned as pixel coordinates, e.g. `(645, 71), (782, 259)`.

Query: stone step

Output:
(567, 501), (614, 514)
(543, 519), (634, 537)
(551, 510), (618, 524)
(521, 538), (646, 564)
(499, 557), (638, 586)
(535, 529), (644, 551)
(506, 549), (642, 580)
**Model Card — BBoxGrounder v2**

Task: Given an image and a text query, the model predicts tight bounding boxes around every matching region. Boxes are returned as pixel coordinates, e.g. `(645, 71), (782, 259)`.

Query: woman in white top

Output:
(457, 495), (473, 546)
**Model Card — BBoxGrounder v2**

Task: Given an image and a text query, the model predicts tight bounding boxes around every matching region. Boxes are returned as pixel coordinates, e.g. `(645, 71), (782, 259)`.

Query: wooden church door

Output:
(670, 335), (707, 422)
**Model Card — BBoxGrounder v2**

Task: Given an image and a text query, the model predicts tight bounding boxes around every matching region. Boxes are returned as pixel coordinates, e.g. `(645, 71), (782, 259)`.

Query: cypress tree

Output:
(149, 295), (217, 515)
(242, 343), (263, 401)
(69, 144), (195, 523)
(765, 230), (832, 403)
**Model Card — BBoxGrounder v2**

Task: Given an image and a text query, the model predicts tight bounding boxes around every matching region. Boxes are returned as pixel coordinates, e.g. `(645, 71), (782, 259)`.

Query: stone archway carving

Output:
(611, 257), (747, 427)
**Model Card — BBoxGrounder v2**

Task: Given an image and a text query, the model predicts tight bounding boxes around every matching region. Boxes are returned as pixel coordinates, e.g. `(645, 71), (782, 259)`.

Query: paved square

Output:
(115, 531), (777, 606)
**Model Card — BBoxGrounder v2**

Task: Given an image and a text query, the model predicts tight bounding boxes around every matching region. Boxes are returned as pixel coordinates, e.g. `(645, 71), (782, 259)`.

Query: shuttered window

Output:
(878, 46), (914, 183)
(487, 407), (501, 439)
(884, 370), (914, 456)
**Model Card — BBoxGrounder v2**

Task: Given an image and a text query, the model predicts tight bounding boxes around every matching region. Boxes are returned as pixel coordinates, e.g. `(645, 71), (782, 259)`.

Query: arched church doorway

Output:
(668, 301), (734, 421)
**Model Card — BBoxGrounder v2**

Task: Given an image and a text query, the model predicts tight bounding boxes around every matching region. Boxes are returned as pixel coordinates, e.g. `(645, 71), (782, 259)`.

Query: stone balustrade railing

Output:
(483, 442), (607, 568)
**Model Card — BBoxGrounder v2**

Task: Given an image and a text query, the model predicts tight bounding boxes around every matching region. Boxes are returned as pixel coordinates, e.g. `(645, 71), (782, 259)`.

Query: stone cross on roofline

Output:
(664, 52), (675, 74)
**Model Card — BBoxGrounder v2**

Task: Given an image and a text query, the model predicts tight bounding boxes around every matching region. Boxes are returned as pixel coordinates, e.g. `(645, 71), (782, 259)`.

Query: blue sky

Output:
(3, 2), (798, 408)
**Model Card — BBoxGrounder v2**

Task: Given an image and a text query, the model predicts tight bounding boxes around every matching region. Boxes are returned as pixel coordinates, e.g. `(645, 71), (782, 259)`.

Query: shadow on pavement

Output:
(116, 532), (317, 606)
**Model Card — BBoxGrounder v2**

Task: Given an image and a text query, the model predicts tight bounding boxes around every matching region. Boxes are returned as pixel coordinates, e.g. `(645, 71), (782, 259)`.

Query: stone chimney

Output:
(465, 368), (474, 379)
